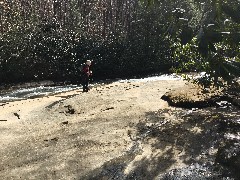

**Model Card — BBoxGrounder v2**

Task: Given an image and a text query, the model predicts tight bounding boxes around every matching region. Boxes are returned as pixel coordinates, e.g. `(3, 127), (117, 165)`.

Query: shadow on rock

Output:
(84, 105), (240, 179)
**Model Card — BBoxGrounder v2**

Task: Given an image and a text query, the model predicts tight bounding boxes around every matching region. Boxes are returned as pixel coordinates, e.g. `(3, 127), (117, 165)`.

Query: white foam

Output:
(120, 74), (182, 82)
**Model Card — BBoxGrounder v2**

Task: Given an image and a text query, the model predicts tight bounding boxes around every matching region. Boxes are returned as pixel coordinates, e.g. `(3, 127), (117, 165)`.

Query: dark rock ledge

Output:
(161, 83), (240, 109)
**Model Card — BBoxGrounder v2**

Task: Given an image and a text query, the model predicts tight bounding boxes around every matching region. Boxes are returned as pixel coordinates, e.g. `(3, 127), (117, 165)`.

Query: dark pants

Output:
(81, 74), (89, 92)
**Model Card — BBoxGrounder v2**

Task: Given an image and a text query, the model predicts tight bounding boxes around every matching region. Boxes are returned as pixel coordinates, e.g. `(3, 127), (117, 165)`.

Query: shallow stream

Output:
(0, 74), (181, 103)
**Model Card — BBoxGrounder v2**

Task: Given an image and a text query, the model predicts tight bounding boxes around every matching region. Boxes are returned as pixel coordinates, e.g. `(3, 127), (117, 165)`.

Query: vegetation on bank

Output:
(0, 0), (239, 86)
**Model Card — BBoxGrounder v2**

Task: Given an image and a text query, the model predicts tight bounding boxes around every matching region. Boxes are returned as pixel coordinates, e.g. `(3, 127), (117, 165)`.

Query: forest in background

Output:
(0, 0), (239, 84)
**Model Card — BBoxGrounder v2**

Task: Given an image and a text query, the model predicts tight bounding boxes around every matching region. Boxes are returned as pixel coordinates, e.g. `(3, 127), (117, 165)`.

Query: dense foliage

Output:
(0, 0), (239, 85)
(143, 0), (240, 87)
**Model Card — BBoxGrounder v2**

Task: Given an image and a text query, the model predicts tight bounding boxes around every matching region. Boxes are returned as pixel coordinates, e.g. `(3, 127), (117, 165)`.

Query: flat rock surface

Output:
(0, 79), (239, 179)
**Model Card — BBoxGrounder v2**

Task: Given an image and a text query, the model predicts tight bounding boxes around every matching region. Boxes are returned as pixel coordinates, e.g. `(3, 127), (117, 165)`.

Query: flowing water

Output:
(0, 85), (82, 103)
(0, 74), (181, 103)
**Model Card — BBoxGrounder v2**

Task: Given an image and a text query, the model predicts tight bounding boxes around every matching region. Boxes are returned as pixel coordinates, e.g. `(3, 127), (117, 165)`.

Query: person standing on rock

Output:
(81, 60), (92, 92)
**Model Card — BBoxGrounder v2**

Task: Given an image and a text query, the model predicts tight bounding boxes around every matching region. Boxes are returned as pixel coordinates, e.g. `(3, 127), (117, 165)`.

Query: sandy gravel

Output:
(0, 79), (198, 179)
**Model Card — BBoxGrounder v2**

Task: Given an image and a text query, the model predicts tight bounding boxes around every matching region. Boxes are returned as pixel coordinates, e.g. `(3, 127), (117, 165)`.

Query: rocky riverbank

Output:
(0, 78), (239, 179)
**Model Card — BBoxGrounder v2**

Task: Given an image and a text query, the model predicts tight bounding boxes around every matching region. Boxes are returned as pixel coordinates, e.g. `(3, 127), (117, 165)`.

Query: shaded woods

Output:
(0, 0), (239, 85)
(0, 0), (176, 83)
